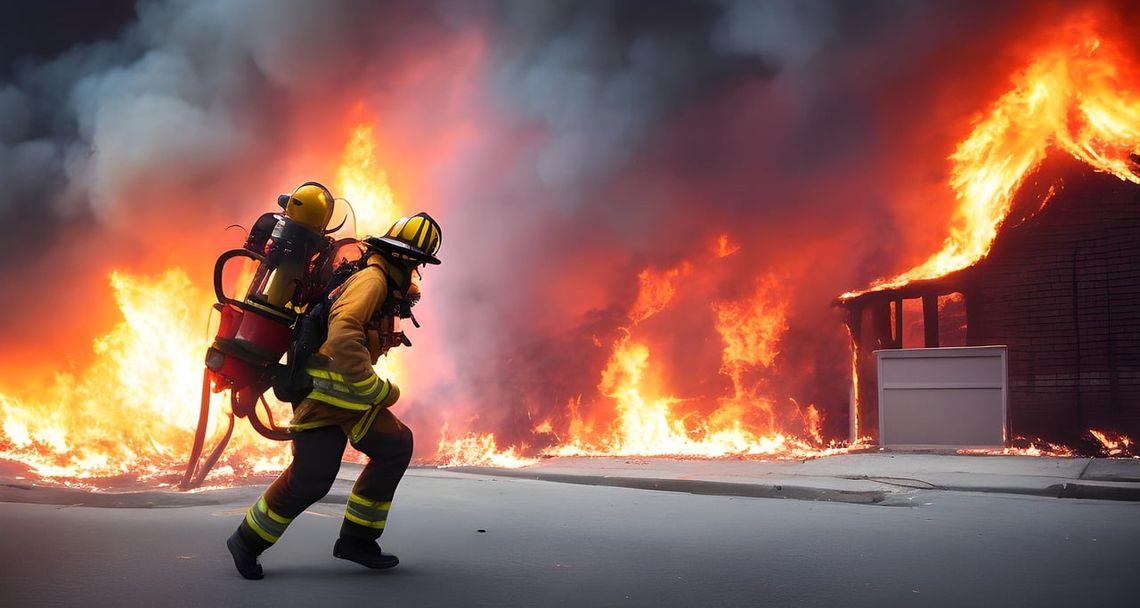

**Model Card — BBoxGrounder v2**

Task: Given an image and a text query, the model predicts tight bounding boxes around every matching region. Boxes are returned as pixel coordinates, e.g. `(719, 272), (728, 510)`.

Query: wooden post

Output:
(923, 293), (939, 348)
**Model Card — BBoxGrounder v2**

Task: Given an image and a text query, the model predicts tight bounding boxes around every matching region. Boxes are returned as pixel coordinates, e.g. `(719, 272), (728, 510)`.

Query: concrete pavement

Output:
(447, 453), (1140, 504)
(2, 453), (1140, 509)
(2, 465), (1139, 608)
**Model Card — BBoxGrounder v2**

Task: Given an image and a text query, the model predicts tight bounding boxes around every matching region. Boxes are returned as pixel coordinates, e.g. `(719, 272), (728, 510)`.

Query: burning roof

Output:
(841, 14), (1140, 302)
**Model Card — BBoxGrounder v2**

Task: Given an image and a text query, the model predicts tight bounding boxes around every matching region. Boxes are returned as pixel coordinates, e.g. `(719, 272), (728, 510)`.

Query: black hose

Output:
(190, 410), (235, 488)
(249, 394), (292, 442)
(179, 370), (213, 489)
(213, 248), (266, 305)
(260, 394), (279, 429)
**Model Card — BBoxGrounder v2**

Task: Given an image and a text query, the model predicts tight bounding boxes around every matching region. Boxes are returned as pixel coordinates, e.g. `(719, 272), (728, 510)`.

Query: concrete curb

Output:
(447, 467), (887, 504)
(444, 466), (1140, 504)
(0, 481), (249, 508)
(1052, 482), (1140, 501)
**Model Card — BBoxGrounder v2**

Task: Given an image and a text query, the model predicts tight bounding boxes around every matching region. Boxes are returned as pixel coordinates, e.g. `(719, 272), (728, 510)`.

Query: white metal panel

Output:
(877, 346), (1007, 449)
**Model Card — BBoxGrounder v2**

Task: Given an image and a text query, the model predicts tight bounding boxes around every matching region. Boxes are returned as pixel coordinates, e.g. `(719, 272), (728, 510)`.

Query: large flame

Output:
(437, 238), (851, 464)
(434, 427), (537, 468)
(0, 270), (290, 482)
(529, 252), (844, 460)
(843, 16), (1140, 299)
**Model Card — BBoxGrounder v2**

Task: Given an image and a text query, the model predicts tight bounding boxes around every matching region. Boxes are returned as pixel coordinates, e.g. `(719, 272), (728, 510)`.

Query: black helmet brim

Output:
(363, 236), (442, 265)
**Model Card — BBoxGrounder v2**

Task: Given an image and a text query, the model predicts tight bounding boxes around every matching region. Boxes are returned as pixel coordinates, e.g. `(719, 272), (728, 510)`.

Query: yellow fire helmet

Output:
(363, 212), (443, 265)
(283, 181), (335, 233)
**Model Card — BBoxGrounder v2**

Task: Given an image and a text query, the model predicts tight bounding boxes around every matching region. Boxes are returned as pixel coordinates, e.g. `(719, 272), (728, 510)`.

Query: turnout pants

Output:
(236, 408), (413, 554)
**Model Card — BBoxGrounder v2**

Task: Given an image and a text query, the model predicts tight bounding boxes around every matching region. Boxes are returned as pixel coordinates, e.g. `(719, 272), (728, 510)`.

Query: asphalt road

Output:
(1, 468), (1138, 607)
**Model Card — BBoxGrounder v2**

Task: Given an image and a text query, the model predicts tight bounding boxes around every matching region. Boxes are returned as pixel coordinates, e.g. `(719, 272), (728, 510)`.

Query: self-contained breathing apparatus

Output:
(180, 183), (426, 489)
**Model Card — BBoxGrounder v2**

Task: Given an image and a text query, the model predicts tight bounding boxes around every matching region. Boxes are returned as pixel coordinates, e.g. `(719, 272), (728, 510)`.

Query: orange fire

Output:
(843, 16), (1140, 299)
(1089, 429), (1135, 457)
(434, 428), (537, 468)
(958, 438), (1078, 458)
(434, 241), (852, 465)
(0, 269), (291, 483)
(846, 326), (861, 441)
(535, 259), (842, 459)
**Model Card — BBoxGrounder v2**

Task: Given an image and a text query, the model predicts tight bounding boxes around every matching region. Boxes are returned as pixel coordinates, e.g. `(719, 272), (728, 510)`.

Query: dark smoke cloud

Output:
(0, 1), (459, 254)
(488, 0), (906, 204)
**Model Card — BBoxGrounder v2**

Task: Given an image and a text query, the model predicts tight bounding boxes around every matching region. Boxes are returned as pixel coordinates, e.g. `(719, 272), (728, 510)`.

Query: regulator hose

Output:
(247, 394), (292, 442)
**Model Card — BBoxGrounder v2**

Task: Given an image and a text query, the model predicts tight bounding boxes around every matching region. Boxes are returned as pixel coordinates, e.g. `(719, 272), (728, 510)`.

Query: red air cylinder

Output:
(205, 302), (293, 392)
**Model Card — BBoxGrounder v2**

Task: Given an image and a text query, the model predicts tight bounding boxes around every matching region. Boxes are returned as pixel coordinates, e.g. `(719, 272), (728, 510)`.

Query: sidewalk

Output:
(2, 453), (1139, 507)
(444, 453), (1140, 504)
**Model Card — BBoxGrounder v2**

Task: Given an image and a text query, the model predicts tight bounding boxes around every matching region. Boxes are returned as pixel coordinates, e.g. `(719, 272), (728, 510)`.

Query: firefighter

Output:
(226, 211), (443, 579)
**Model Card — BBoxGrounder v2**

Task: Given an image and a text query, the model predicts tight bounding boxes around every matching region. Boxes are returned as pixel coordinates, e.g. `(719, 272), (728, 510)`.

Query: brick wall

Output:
(966, 166), (1140, 441)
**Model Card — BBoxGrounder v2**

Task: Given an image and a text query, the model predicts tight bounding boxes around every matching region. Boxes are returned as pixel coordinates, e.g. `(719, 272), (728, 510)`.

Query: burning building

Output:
(841, 157), (1140, 448)
(839, 24), (1140, 450)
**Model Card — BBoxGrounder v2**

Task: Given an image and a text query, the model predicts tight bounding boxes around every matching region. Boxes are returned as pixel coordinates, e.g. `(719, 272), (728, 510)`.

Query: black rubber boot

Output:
(226, 530), (265, 580)
(333, 537), (399, 570)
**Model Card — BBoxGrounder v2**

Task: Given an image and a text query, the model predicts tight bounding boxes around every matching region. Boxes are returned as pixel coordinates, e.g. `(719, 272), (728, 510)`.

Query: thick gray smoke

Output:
(488, 0), (902, 203)
(2, 0), (399, 248)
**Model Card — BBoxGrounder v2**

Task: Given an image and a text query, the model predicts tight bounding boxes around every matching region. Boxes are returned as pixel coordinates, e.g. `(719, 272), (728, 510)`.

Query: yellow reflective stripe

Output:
(245, 510), (277, 543)
(344, 492), (391, 529)
(306, 368), (347, 383)
(344, 511), (386, 529)
(350, 374), (379, 392)
(308, 389), (373, 411)
(244, 496), (292, 543)
(316, 377), (382, 402)
(307, 369), (388, 404)
(261, 497), (292, 525)
(349, 492), (391, 510)
(349, 406), (379, 443)
(373, 380), (391, 404)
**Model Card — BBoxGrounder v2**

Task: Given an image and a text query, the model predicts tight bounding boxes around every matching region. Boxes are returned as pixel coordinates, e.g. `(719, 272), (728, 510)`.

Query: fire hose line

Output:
(179, 370), (214, 489)
(180, 371), (292, 490)
(190, 410), (235, 488)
